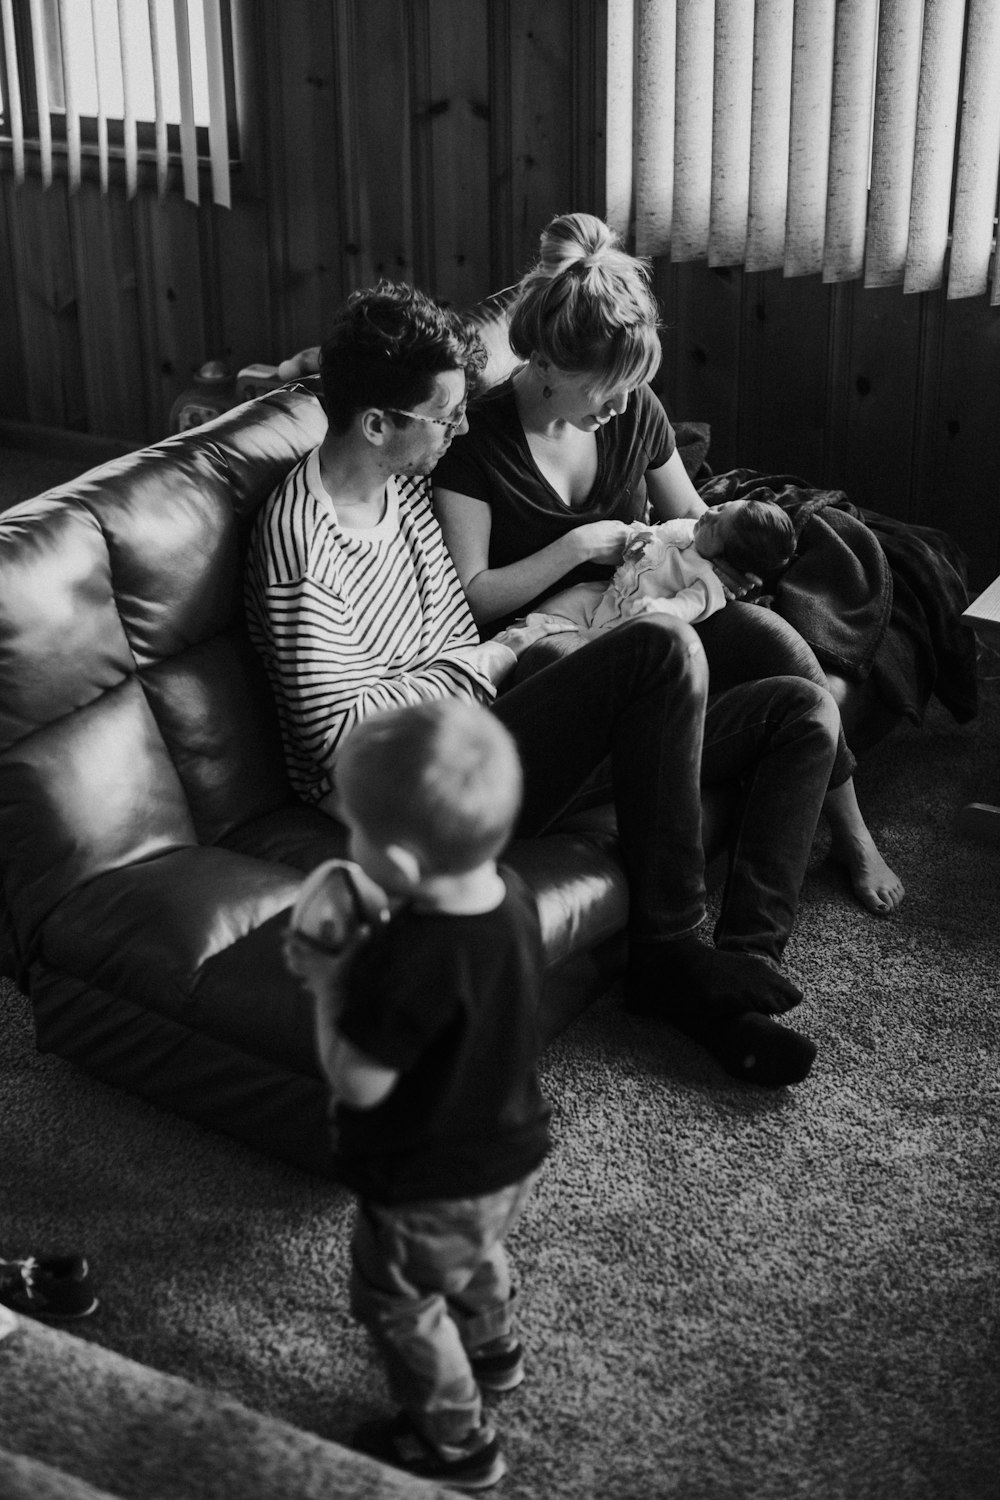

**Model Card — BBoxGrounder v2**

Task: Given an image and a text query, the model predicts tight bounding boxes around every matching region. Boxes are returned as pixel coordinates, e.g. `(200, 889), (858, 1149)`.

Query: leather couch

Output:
(1, 385), (755, 1179)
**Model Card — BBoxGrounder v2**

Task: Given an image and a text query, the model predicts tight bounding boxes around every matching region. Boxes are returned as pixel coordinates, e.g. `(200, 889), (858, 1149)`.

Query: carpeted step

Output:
(0, 1446), (123, 1500)
(0, 1307), (453, 1500)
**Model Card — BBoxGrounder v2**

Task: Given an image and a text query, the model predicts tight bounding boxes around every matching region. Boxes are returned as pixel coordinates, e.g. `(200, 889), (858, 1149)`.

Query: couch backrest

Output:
(0, 387), (328, 950)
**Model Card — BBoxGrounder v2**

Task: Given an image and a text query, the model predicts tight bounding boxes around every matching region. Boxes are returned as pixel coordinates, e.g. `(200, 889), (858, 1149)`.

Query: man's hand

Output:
(471, 615), (577, 688)
(493, 616), (578, 656)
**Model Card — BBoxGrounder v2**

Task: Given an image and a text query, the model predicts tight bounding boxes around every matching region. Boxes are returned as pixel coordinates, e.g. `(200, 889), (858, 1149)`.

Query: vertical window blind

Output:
(607, 0), (1000, 303)
(0, 0), (235, 205)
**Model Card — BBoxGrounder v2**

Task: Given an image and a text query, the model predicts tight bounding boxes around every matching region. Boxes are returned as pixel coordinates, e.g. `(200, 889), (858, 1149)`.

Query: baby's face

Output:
(693, 500), (743, 559)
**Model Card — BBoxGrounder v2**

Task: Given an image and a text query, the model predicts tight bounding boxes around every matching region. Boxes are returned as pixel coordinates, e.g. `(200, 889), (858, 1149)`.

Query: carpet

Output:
(2, 672), (999, 1499)
(0, 1307), (452, 1499)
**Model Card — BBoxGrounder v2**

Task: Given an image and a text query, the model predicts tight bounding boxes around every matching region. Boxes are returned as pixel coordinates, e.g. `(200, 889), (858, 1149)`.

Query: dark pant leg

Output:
(696, 603), (855, 787)
(700, 676), (840, 964)
(493, 616), (710, 942)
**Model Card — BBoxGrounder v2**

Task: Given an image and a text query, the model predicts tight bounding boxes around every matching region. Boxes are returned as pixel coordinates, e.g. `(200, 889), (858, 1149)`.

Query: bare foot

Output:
(829, 830), (905, 916)
(823, 778), (905, 917)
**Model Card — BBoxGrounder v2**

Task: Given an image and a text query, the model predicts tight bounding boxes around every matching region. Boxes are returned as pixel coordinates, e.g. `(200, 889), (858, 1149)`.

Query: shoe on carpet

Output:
(351, 1412), (506, 1491)
(0, 1254), (98, 1320)
(471, 1339), (525, 1392)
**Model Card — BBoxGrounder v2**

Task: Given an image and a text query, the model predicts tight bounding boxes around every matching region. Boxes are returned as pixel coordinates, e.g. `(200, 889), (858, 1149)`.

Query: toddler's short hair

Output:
(336, 700), (523, 874)
(724, 499), (797, 576)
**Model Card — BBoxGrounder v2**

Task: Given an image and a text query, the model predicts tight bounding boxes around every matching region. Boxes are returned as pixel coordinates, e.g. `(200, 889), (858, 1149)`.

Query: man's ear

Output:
(385, 843), (423, 888)
(360, 408), (390, 445)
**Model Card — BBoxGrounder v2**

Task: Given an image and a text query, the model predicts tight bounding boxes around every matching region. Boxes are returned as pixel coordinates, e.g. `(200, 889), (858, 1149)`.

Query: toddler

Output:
(529, 496), (796, 636)
(285, 698), (550, 1493)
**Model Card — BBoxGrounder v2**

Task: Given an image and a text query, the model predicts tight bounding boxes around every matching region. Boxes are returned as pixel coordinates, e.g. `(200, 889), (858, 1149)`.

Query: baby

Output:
(529, 497), (796, 637)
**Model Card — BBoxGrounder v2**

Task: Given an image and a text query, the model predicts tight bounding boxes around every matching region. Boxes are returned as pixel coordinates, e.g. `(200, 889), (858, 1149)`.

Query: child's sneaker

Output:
(0, 1255), (98, 1320)
(471, 1339), (525, 1392)
(351, 1412), (506, 1492)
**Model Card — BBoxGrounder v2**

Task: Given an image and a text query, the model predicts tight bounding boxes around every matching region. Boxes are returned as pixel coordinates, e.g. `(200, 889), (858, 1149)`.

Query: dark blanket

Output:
(692, 465), (979, 728)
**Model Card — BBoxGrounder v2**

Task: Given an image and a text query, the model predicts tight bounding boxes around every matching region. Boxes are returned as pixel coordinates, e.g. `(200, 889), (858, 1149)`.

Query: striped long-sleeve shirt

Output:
(245, 449), (496, 805)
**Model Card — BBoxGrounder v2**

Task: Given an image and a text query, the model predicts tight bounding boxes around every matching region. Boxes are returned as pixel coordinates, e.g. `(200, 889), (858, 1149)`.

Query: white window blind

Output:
(823, 0), (879, 284)
(746, 0), (795, 275)
(608, 0), (1000, 302)
(0, 0), (235, 205)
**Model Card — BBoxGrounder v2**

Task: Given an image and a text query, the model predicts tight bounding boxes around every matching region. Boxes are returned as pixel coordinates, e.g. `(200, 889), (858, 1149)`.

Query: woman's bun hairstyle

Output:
(508, 212), (662, 393)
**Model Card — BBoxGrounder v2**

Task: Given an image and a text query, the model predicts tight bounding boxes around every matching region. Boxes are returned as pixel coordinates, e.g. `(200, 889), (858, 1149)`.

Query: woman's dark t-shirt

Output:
(434, 378), (676, 616)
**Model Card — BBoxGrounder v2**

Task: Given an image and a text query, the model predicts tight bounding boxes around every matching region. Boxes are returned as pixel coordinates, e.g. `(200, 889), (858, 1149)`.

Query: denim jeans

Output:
(695, 601), (855, 787)
(494, 615), (839, 963)
(349, 1173), (537, 1451)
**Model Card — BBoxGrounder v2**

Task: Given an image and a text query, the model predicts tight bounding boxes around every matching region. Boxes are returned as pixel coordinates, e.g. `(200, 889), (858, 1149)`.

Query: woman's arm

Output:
(645, 448), (708, 522)
(646, 451), (758, 594)
(435, 485), (631, 628)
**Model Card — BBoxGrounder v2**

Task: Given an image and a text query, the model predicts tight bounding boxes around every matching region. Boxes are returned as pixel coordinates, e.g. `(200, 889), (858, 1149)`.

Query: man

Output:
(246, 281), (839, 1096)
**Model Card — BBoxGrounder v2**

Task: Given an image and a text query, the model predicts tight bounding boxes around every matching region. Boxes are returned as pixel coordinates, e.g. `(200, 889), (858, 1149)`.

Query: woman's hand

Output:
(568, 520), (633, 566)
(712, 559), (761, 601)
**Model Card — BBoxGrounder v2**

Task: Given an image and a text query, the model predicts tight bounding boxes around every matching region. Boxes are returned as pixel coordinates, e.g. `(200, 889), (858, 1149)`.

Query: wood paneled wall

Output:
(0, 0), (604, 442)
(1, 0), (998, 587)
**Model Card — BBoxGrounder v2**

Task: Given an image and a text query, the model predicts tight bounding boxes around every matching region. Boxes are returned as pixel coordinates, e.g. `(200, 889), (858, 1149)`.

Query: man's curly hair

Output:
(320, 280), (487, 432)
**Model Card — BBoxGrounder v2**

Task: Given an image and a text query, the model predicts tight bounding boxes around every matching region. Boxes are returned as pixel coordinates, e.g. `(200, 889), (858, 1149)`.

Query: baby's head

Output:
(694, 498), (796, 576)
(335, 700), (523, 894)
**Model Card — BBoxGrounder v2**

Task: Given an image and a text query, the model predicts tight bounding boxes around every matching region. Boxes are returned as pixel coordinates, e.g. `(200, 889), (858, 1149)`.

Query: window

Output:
(0, 0), (238, 205)
(607, 0), (1000, 303)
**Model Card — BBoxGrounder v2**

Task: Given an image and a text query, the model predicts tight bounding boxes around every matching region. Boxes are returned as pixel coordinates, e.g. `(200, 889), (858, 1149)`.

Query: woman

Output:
(433, 212), (904, 917)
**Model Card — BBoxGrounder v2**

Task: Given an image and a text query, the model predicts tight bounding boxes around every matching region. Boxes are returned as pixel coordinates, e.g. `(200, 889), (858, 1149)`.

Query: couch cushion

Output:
(225, 799), (630, 965)
(0, 503), (134, 746)
(0, 679), (196, 941)
(36, 815), (629, 1068)
(37, 846), (307, 1056)
(65, 450), (244, 668)
(140, 630), (292, 844)
(28, 963), (339, 1178)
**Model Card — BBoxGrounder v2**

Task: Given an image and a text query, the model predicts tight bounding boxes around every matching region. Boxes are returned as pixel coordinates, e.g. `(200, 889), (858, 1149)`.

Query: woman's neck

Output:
(512, 362), (566, 438)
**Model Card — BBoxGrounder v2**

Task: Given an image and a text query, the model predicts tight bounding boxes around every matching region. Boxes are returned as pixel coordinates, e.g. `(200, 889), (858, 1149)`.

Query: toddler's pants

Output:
(349, 1172), (537, 1453)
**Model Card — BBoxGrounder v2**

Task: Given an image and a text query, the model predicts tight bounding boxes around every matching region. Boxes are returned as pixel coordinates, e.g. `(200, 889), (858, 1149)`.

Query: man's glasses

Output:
(384, 404), (468, 438)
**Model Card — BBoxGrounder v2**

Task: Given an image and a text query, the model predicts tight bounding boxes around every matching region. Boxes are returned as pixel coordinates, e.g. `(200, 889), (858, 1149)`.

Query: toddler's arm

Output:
(282, 926), (354, 1071)
(284, 932), (399, 1109)
(321, 1031), (399, 1111)
(283, 858), (393, 1101)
